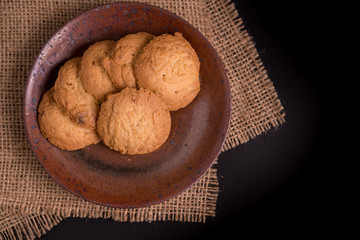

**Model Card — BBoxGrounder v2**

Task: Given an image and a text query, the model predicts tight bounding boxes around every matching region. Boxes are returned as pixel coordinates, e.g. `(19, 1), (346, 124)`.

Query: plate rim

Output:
(23, 2), (232, 208)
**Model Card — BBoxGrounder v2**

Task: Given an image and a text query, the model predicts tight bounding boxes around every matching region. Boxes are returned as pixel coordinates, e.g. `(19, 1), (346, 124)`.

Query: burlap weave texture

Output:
(0, 0), (285, 239)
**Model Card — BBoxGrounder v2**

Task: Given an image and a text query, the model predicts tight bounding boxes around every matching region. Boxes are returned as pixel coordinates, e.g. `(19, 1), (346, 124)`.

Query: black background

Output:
(37, 0), (326, 239)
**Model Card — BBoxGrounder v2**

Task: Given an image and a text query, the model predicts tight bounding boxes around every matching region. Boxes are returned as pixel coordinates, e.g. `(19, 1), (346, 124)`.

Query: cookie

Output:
(80, 40), (117, 102)
(103, 32), (154, 89)
(38, 88), (101, 151)
(53, 57), (99, 129)
(134, 32), (201, 111)
(96, 88), (171, 155)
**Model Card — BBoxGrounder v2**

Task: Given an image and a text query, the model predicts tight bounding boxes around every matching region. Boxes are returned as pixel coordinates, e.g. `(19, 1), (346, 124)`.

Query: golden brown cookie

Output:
(53, 57), (99, 129)
(38, 88), (101, 151)
(103, 32), (154, 90)
(96, 88), (171, 155)
(134, 32), (201, 111)
(80, 40), (117, 102)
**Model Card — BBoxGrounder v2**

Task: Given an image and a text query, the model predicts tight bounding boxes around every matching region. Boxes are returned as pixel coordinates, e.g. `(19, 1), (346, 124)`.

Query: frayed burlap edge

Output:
(0, 211), (62, 240)
(0, 163), (218, 239)
(0, 163), (219, 221)
(207, 0), (285, 151)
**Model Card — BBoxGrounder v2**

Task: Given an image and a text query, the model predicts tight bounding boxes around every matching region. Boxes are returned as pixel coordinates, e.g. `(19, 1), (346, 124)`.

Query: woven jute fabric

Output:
(0, 0), (285, 239)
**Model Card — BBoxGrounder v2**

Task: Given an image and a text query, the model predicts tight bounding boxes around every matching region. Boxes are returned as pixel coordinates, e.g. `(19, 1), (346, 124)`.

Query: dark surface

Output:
(24, 2), (230, 209)
(37, 0), (325, 239)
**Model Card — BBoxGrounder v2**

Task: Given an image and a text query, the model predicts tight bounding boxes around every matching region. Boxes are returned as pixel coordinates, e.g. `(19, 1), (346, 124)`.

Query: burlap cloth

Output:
(0, 0), (285, 239)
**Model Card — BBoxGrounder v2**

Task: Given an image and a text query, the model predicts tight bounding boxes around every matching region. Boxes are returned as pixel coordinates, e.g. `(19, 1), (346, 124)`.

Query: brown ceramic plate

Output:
(24, 2), (231, 208)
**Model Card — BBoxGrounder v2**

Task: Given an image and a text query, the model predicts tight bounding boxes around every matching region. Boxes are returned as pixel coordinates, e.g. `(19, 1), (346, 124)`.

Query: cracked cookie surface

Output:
(134, 32), (200, 111)
(103, 32), (154, 90)
(96, 88), (171, 155)
(80, 40), (117, 102)
(53, 57), (99, 129)
(38, 88), (101, 151)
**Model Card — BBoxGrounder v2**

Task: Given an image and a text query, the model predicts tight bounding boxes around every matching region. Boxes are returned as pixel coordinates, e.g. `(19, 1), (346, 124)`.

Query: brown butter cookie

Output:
(134, 32), (201, 111)
(38, 88), (101, 151)
(80, 40), (117, 102)
(103, 32), (155, 90)
(53, 57), (99, 129)
(96, 88), (171, 155)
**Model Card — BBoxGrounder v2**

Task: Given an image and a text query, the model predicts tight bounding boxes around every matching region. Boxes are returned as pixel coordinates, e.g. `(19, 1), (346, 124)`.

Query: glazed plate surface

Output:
(24, 2), (231, 208)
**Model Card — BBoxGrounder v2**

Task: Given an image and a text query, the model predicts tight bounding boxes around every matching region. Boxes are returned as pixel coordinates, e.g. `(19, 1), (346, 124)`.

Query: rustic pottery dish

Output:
(24, 2), (231, 208)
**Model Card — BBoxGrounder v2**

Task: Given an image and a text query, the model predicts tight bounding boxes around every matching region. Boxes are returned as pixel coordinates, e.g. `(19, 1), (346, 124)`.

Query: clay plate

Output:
(24, 2), (231, 208)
